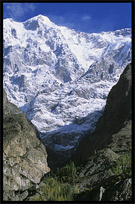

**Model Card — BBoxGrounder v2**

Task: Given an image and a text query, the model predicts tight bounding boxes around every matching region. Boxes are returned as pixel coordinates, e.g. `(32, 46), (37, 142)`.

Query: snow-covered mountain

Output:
(3, 15), (131, 156)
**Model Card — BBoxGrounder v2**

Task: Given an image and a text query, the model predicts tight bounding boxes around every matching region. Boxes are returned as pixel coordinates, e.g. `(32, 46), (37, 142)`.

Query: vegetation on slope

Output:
(29, 161), (80, 201)
(112, 153), (131, 176)
(28, 151), (131, 202)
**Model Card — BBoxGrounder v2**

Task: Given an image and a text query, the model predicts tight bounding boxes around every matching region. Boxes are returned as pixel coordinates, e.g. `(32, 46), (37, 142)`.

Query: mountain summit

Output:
(3, 15), (131, 157)
(23, 14), (55, 30)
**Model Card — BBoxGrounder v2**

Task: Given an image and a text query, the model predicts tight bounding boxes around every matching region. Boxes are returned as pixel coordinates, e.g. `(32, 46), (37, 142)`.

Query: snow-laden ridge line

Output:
(3, 15), (131, 154)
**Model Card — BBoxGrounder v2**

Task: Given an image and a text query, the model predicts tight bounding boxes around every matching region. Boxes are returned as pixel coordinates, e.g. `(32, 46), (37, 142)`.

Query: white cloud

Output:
(81, 15), (91, 21)
(5, 3), (36, 19)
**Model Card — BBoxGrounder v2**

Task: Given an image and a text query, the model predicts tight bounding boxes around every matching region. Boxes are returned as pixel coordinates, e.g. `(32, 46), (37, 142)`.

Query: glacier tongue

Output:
(3, 15), (131, 155)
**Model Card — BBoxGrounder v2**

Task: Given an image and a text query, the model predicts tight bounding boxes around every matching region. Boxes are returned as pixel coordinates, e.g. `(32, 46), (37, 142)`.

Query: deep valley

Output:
(3, 14), (132, 202)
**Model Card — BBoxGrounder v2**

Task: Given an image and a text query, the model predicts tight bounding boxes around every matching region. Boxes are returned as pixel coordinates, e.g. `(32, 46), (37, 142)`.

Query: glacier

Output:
(3, 14), (131, 155)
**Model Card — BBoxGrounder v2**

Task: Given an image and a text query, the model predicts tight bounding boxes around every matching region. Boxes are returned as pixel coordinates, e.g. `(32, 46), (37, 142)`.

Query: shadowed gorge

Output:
(71, 63), (132, 201)
(3, 13), (132, 202)
(72, 63), (132, 164)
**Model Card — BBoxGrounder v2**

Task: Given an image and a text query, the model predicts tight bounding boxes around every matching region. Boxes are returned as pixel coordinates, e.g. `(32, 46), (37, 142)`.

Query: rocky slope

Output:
(3, 89), (50, 201)
(24, 63), (132, 202)
(72, 63), (132, 201)
(3, 15), (131, 156)
(23, 64), (132, 202)
(72, 63), (132, 164)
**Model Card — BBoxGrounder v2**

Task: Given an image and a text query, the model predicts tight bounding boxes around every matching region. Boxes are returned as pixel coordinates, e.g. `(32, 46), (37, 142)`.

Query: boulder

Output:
(3, 89), (50, 201)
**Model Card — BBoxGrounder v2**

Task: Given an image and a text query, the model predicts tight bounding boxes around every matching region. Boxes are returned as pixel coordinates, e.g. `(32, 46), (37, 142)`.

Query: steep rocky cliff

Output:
(73, 63), (132, 164)
(4, 63), (132, 202)
(72, 63), (132, 201)
(3, 89), (50, 201)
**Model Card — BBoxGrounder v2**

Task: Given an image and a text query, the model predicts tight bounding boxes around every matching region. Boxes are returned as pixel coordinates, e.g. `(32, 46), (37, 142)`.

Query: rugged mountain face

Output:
(3, 15), (131, 156)
(17, 64), (132, 202)
(72, 63), (132, 201)
(72, 63), (132, 164)
(3, 89), (50, 201)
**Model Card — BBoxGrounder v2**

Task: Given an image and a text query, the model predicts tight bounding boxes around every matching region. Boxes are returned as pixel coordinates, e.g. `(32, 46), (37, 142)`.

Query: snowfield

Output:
(3, 15), (131, 154)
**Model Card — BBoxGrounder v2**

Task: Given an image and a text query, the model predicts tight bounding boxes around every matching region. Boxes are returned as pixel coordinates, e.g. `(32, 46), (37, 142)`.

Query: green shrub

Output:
(112, 153), (131, 175)
(32, 161), (80, 201)
(56, 161), (77, 183)
(74, 184), (80, 194)
(29, 195), (43, 201)
(41, 176), (74, 201)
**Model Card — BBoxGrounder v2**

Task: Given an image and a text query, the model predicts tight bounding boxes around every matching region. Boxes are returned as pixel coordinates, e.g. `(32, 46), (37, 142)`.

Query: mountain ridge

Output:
(3, 14), (131, 156)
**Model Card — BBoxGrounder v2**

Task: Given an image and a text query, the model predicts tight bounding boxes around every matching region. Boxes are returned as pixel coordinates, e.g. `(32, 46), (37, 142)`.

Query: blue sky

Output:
(3, 3), (132, 33)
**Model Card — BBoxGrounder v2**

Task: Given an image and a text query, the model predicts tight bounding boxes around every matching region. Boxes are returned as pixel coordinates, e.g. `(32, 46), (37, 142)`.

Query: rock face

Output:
(3, 89), (50, 201)
(72, 63), (132, 164)
(72, 63), (132, 201)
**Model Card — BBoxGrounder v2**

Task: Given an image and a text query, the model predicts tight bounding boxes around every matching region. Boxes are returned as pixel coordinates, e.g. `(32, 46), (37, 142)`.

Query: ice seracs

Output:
(3, 15), (131, 155)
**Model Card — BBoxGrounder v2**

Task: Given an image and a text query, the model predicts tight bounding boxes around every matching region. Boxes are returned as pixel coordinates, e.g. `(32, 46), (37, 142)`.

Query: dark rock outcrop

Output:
(72, 63), (132, 164)
(45, 146), (70, 171)
(3, 89), (50, 201)
(74, 172), (132, 201)
(72, 63), (132, 201)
